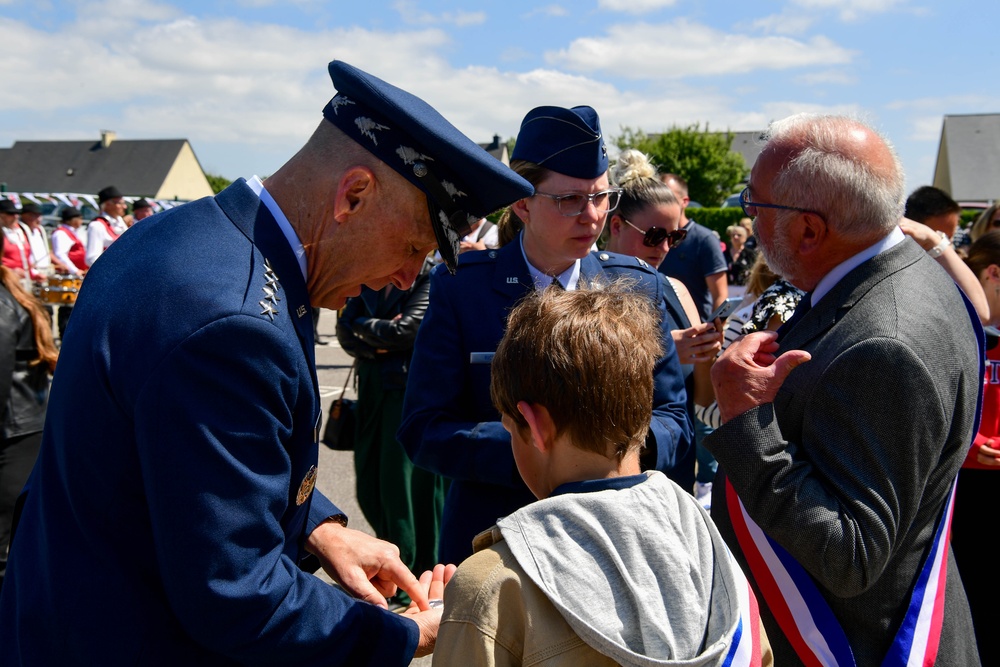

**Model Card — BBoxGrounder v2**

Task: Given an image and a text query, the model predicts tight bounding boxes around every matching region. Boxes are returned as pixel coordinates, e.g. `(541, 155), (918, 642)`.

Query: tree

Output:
(616, 124), (747, 207)
(205, 173), (232, 195)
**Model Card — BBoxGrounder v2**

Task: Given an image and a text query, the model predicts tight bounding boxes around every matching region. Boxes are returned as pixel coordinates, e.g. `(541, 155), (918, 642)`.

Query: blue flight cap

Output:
(511, 106), (608, 179)
(323, 61), (534, 273)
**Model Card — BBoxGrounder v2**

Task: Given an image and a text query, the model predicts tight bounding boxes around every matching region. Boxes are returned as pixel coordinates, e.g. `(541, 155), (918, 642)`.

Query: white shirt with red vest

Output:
(85, 215), (122, 267)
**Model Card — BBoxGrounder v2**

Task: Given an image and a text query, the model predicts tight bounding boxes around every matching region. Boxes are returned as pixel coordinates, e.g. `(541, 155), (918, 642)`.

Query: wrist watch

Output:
(927, 231), (950, 259)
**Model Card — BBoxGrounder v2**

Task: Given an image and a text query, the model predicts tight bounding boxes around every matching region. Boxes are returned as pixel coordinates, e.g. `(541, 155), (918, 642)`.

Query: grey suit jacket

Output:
(707, 238), (982, 666)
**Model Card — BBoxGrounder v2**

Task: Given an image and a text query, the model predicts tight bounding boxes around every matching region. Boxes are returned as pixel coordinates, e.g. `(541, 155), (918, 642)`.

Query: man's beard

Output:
(753, 216), (798, 284)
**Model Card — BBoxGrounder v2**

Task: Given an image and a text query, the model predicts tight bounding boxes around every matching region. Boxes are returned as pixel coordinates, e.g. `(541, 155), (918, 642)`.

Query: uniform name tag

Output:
(470, 352), (495, 364)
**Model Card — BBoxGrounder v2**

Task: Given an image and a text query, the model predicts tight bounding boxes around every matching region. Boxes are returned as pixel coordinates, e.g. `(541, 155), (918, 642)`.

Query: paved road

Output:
(312, 309), (432, 666)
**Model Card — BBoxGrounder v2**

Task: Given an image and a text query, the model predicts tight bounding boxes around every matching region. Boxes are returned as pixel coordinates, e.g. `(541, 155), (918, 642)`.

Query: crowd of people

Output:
(0, 57), (996, 667)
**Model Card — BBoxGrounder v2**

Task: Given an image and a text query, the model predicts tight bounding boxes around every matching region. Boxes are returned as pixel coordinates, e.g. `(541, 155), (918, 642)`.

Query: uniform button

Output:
(488, 251), (497, 259)
(599, 252), (609, 261)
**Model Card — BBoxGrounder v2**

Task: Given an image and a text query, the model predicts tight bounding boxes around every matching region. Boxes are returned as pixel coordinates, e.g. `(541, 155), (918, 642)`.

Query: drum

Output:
(49, 274), (83, 291)
(38, 286), (79, 305)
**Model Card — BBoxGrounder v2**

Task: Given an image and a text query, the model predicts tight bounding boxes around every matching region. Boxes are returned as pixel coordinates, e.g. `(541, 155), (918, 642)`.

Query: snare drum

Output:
(39, 286), (79, 305)
(49, 273), (83, 291)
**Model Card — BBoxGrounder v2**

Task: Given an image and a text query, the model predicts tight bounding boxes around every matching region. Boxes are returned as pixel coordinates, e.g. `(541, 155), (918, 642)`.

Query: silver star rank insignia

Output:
(260, 259), (281, 321)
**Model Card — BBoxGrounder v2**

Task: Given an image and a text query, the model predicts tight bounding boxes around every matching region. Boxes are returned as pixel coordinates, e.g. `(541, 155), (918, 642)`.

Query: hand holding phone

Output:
(708, 296), (744, 323)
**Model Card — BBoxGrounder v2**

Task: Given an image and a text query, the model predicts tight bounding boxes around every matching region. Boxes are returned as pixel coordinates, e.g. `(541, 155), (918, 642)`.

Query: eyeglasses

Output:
(621, 218), (687, 248)
(534, 188), (622, 217)
(739, 187), (822, 219)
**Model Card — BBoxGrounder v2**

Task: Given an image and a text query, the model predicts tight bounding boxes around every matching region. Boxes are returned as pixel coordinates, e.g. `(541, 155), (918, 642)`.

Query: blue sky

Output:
(1, 0), (997, 196)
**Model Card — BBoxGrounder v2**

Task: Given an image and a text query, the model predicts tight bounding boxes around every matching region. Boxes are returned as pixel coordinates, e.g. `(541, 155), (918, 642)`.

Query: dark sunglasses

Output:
(622, 218), (687, 248)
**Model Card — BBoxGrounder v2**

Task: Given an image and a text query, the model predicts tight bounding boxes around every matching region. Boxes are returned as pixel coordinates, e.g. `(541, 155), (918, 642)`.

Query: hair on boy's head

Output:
(490, 281), (663, 460)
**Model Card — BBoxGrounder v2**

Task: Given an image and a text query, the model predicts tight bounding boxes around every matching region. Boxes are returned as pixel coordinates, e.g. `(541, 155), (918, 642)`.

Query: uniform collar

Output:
(247, 175), (307, 283)
(518, 231), (581, 290)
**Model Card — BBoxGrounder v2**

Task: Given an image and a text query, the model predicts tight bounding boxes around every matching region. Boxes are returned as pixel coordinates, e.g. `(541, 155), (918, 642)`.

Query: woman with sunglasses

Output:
(400, 106), (692, 565)
(606, 149), (722, 366)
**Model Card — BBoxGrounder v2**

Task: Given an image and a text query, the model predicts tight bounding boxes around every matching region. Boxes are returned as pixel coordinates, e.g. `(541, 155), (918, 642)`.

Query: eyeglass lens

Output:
(555, 190), (621, 216)
(740, 188), (756, 218)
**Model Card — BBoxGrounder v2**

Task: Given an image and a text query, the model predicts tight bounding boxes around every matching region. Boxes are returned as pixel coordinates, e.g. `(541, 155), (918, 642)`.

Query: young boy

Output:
(433, 285), (771, 666)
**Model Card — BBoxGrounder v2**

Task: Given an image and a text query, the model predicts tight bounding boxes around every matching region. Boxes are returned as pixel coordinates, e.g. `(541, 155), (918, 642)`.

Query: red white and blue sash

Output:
(727, 477), (957, 667)
(720, 552), (767, 667)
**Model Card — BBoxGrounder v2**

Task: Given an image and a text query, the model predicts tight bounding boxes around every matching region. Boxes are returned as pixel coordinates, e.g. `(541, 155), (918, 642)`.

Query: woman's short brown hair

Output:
(490, 281), (662, 460)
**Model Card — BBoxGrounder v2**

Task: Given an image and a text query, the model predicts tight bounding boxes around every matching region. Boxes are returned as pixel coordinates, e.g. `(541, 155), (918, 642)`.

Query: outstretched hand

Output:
(711, 330), (812, 423)
(404, 563), (458, 657)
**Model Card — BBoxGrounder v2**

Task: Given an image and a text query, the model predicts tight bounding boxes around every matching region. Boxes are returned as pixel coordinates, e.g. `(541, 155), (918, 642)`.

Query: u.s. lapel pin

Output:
(297, 305), (307, 318)
(296, 465), (318, 506)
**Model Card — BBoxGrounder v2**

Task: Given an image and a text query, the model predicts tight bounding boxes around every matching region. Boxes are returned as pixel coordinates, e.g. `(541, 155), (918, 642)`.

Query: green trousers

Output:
(353, 360), (446, 575)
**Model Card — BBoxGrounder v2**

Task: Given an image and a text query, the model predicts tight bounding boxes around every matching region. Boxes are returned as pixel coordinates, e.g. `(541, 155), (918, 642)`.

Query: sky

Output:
(1, 0), (997, 197)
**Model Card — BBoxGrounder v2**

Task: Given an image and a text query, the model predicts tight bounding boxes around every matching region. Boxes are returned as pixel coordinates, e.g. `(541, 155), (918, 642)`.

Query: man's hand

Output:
(304, 520), (428, 610)
(403, 563), (458, 657)
(711, 330), (811, 423)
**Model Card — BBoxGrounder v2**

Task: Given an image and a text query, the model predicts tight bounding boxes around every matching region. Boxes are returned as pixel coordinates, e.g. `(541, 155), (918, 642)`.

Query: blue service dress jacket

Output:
(0, 180), (419, 665)
(398, 239), (692, 563)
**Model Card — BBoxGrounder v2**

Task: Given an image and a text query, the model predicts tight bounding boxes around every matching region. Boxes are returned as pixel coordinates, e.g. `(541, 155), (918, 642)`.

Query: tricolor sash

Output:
(720, 551), (767, 667)
(727, 478), (957, 667)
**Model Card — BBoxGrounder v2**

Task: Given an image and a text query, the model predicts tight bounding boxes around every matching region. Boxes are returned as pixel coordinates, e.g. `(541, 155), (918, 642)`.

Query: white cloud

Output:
(793, 69), (857, 85)
(909, 115), (944, 142)
(523, 4), (570, 18)
(791, 0), (908, 22)
(546, 19), (855, 78)
(597, 0), (679, 15)
(393, 0), (486, 27)
(749, 13), (818, 35)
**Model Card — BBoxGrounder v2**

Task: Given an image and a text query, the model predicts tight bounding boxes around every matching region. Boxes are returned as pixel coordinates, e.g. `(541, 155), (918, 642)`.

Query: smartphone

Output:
(708, 296), (744, 322)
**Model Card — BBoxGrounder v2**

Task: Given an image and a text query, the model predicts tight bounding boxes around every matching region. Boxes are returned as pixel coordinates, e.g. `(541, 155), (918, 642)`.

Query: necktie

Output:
(550, 276), (564, 290)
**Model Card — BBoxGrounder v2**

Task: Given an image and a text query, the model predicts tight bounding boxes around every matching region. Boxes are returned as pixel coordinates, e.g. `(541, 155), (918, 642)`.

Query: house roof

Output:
(728, 131), (766, 172)
(0, 136), (197, 197)
(934, 114), (1000, 203)
(478, 134), (509, 165)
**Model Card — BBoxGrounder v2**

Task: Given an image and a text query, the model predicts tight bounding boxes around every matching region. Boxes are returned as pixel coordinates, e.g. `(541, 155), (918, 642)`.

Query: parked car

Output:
(40, 201), (100, 231)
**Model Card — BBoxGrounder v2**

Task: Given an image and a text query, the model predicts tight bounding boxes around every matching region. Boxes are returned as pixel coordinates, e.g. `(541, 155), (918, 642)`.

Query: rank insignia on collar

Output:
(296, 465), (318, 506)
(260, 259), (281, 321)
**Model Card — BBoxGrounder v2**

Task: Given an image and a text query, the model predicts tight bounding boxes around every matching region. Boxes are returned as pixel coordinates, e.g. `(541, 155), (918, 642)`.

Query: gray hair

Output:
(764, 113), (904, 240)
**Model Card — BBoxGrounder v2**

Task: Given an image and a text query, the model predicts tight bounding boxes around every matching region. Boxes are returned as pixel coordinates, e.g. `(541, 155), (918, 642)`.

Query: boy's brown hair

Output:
(490, 282), (662, 460)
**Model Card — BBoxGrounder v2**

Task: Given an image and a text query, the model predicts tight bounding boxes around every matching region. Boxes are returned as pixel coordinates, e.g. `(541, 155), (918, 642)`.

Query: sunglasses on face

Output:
(622, 218), (687, 248)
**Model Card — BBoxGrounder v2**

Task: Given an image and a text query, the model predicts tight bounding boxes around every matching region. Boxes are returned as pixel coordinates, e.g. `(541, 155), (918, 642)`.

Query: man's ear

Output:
(516, 400), (556, 453)
(797, 212), (828, 255)
(333, 166), (377, 223)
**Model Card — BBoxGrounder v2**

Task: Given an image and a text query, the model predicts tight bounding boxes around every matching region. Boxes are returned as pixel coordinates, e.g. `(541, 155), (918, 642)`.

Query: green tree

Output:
(205, 172), (232, 195)
(616, 124), (747, 207)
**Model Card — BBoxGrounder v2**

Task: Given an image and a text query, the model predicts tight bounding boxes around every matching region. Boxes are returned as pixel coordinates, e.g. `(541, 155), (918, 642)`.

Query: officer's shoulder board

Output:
(592, 250), (657, 276)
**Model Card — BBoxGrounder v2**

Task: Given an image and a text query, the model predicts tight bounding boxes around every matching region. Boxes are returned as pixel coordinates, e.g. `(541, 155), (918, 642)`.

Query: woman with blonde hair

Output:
(969, 202), (1000, 243)
(1, 234), (58, 592)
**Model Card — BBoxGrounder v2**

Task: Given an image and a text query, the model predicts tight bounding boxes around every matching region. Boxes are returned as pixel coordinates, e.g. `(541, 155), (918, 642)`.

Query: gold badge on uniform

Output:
(296, 465), (318, 506)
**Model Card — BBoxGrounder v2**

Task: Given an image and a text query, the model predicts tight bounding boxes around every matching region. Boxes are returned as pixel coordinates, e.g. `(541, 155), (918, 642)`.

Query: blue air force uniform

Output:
(399, 239), (693, 563)
(0, 181), (419, 664)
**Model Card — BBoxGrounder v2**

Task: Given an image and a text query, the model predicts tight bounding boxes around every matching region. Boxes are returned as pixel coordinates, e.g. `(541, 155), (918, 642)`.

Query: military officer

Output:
(399, 105), (692, 564)
(0, 61), (533, 665)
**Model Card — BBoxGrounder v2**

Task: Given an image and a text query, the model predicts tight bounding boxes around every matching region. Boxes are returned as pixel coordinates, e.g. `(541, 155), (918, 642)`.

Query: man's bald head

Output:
(762, 114), (904, 244)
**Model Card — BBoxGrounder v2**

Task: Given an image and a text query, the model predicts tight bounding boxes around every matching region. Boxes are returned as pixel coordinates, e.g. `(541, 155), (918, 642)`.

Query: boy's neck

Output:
(539, 444), (641, 499)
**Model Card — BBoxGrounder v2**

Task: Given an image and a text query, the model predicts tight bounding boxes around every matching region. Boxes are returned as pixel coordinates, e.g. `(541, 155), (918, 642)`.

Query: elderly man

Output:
(707, 114), (982, 666)
(0, 61), (532, 665)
